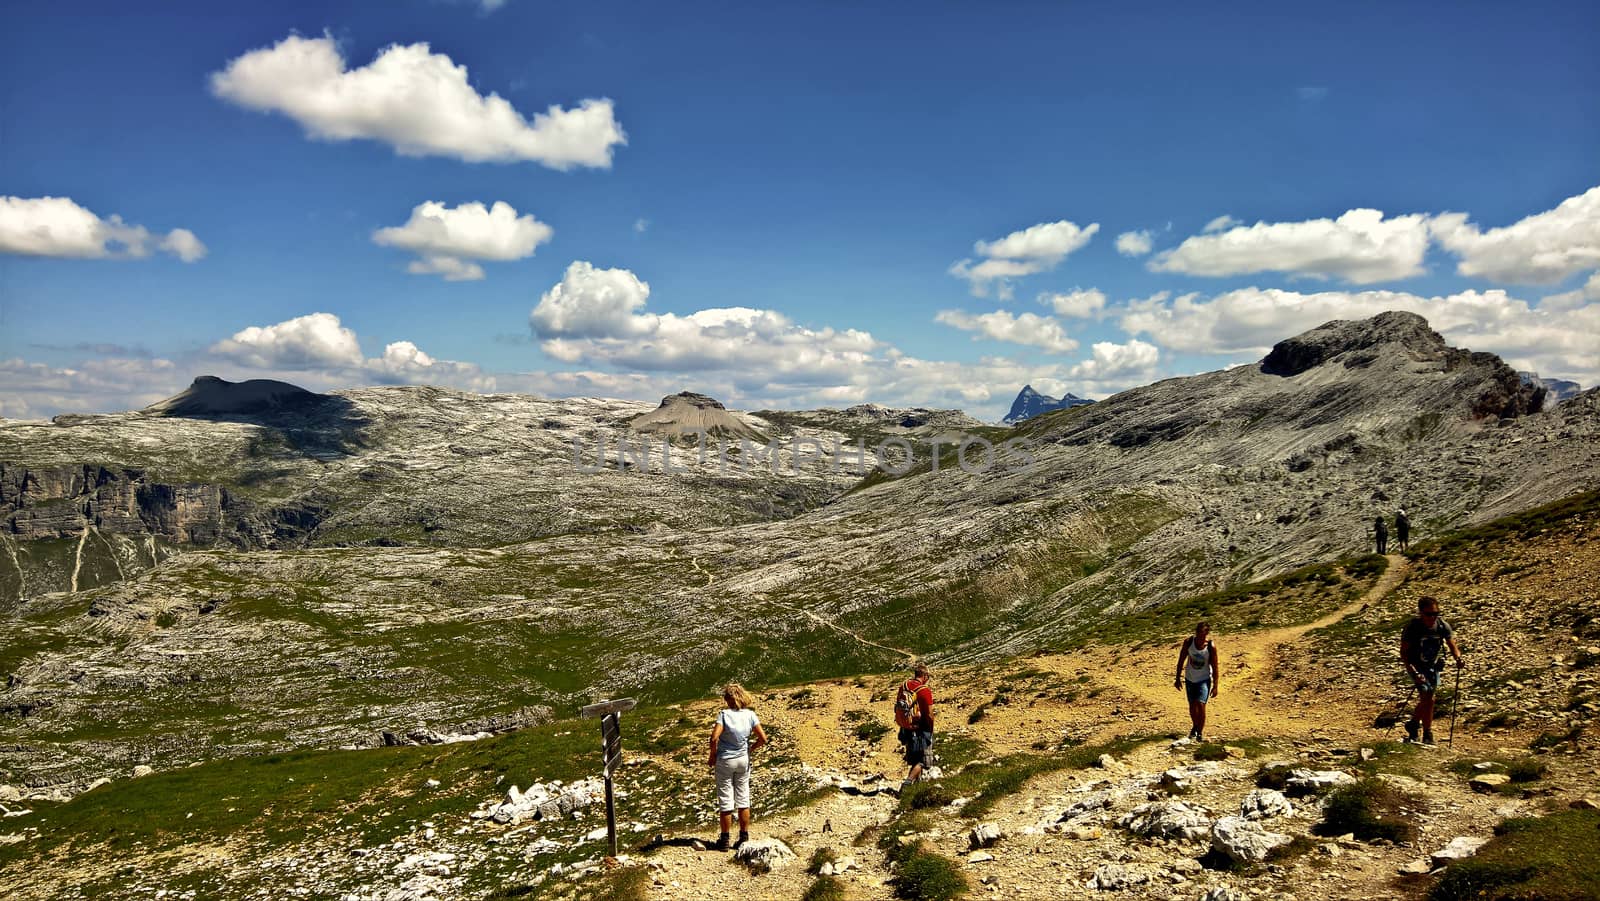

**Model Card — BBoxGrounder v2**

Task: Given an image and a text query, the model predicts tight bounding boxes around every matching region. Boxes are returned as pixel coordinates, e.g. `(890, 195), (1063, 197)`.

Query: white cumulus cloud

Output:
(210, 33), (626, 169)
(209, 312), (366, 369)
(1431, 185), (1600, 285)
(1150, 209), (1431, 283)
(1068, 339), (1161, 380)
(934, 310), (1079, 353)
(1043, 289), (1107, 319)
(530, 261), (655, 339)
(1540, 273), (1600, 313)
(1115, 230), (1153, 257)
(1203, 215), (1240, 233)
(529, 261), (878, 381)
(950, 219), (1099, 299)
(208, 313), (493, 390)
(373, 200), (553, 281)
(0, 196), (206, 262)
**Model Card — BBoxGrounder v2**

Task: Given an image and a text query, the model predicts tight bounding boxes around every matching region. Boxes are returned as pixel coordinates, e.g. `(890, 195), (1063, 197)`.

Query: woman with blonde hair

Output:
(707, 682), (768, 850)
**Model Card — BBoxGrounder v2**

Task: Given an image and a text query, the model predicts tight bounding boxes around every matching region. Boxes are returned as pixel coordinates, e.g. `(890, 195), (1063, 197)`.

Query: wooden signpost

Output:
(579, 697), (636, 857)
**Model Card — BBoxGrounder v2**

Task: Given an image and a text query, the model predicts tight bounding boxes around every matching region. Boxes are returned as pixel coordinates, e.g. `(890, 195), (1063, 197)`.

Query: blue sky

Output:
(3, 0), (1597, 420)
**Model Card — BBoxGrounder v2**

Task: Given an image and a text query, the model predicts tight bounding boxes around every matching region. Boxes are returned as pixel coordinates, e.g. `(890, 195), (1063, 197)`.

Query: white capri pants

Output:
(715, 754), (751, 813)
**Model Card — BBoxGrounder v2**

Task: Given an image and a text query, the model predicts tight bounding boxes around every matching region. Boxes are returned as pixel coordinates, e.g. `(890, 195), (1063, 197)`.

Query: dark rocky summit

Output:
(1003, 384), (1094, 424)
(143, 375), (325, 417)
(1259, 311), (1541, 419)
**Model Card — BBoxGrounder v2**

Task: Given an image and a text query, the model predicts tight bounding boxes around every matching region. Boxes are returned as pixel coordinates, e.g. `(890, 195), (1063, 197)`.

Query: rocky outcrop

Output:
(629, 392), (766, 441)
(0, 464), (234, 543)
(1521, 372), (1583, 405)
(1260, 312), (1541, 419)
(1260, 311), (1444, 377)
(733, 838), (796, 873)
(1118, 800), (1211, 840)
(1210, 815), (1291, 863)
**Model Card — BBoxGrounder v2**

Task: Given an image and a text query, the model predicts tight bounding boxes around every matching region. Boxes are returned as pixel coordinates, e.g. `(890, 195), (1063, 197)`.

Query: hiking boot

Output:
(734, 830), (750, 850)
(712, 832), (730, 852)
(1422, 729), (1436, 746)
(1403, 719), (1420, 743)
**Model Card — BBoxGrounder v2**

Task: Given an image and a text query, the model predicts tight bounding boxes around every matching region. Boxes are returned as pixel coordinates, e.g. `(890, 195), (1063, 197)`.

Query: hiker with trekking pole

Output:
(1399, 596), (1463, 746)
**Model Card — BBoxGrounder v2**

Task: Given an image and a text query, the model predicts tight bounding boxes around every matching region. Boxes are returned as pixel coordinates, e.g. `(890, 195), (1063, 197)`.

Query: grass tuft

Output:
(1429, 810), (1600, 901)
(890, 841), (968, 900)
(802, 874), (850, 901)
(1316, 778), (1418, 843)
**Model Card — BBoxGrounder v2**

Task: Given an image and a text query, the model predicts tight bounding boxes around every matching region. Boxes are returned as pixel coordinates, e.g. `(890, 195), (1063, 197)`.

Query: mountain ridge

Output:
(1002, 384), (1094, 424)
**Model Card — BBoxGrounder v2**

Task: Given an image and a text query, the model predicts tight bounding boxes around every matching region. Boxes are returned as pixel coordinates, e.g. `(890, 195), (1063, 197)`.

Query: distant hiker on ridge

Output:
(1400, 596), (1463, 745)
(1373, 515), (1388, 555)
(894, 663), (935, 789)
(1174, 621), (1220, 742)
(707, 682), (767, 851)
(1395, 508), (1411, 552)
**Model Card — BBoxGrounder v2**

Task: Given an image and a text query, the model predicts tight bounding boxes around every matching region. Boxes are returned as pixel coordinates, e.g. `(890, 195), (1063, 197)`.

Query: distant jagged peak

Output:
(1003, 383), (1093, 424)
(143, 375), (325, 417)
(1259, 310), (1446, 377)
(1521, 371), (1583, 404)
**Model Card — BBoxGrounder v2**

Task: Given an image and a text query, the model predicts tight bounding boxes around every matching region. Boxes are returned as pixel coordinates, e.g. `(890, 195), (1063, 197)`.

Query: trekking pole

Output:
(1448, 661), (1462, 748)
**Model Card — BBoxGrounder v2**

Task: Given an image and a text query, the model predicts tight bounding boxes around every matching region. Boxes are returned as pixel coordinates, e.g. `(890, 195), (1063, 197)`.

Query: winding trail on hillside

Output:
(1087, 553), (1411, 739)
(764, 596), (917, 662)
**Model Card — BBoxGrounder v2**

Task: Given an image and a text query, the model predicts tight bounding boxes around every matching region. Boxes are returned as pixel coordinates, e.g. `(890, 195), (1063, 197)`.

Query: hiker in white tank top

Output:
(1173, 621), (1221, 742)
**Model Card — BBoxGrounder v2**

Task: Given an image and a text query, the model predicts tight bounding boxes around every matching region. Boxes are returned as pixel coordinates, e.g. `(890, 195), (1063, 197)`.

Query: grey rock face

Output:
(732, 837), (795, 873)
(1238, 788), (1293, 820)
(1057, 788), (1123, 823)
(1285, 769), (1355, 796)
(1118, 801), (1211, 840)
(1210, 814), (1292, 863)
(1088, 863), (1150, 891)
(969, 822), (1004, 849)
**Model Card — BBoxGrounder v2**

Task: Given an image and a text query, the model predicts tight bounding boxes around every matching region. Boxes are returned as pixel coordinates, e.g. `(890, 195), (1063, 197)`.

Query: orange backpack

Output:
(893, 678), (926, 730)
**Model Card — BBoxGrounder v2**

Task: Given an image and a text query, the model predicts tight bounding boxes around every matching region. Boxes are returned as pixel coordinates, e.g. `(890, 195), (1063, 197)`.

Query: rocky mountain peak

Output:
(1003, 384), (1093, 424)
(1259, 310), (1445, 377)
(629, 390), (763, 440)
(143, 375), (323, 417)
(657, 391), (727, 411)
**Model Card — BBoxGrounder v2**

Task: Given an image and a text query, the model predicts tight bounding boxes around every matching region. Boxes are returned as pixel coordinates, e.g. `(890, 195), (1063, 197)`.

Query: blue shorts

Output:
(1185, 680), (1211, 704)
(898, 728), (933, 765)
(1415, 668), (1443, 693)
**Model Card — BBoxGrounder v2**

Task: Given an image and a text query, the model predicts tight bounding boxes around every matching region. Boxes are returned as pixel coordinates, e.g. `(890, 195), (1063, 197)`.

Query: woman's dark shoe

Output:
(734, 830), (750, 849)
(713, 832), (730, 851)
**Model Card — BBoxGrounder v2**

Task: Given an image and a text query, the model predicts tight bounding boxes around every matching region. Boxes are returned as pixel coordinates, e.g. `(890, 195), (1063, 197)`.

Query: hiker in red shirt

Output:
(895, 663), (935, 786)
